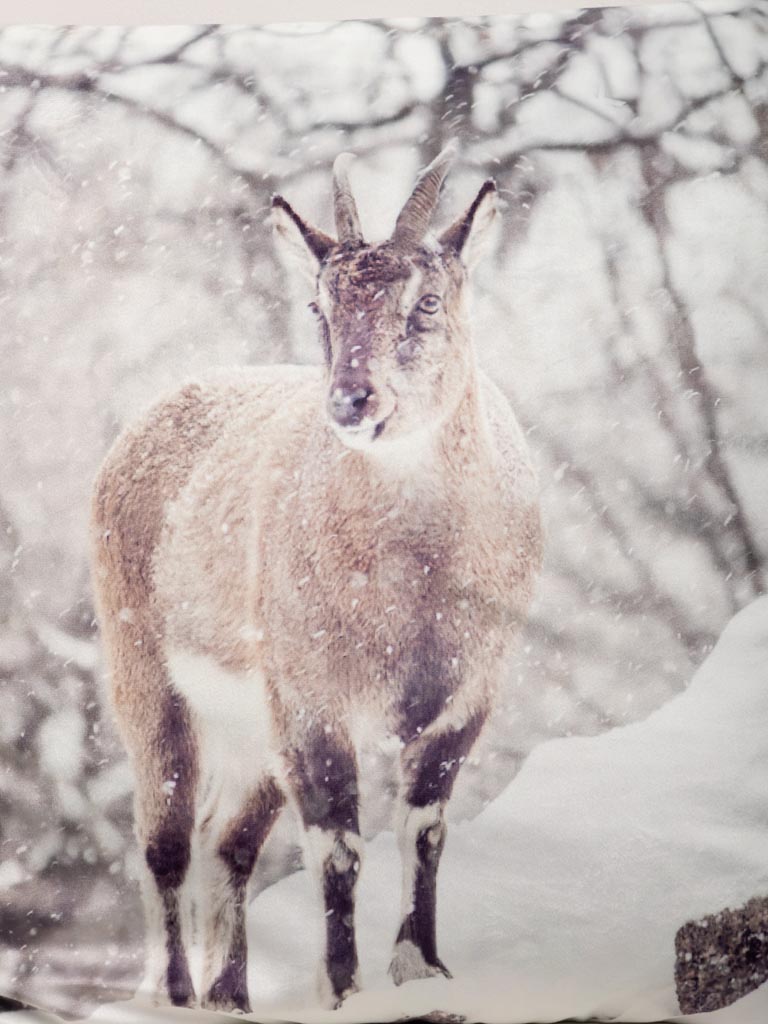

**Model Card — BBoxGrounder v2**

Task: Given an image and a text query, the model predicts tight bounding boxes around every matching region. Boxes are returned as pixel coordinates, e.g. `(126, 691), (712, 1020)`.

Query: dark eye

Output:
(308, 301), (322, 318)
(416, 294), (441, 315)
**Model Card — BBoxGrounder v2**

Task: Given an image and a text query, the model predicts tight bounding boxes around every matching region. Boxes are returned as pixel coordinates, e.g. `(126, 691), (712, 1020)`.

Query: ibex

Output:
(90, 142), (542, 1014)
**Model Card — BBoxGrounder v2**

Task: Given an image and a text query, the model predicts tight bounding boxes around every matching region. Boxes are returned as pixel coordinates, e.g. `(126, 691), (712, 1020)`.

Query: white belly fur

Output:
(165, 649), (283, 998)
(165, 648), (280, 826)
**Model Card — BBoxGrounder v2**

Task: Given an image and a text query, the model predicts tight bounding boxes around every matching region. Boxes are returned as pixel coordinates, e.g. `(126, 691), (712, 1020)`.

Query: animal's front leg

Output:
(283, 721), (363, 1009)
(390, 711), (485, 986)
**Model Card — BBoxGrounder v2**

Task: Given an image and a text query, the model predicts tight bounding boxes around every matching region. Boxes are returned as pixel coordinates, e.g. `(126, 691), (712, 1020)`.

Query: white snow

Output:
(34, 619), (98, 672)
(0, 858), (30, 889)
(37, 707), (85, 783)
(80, 596), (768, 1023)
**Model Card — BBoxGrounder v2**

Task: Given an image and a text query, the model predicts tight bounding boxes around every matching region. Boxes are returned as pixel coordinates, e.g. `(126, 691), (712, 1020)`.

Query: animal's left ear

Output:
(438, 180), (498, 272)
(271, 195), (336, 285)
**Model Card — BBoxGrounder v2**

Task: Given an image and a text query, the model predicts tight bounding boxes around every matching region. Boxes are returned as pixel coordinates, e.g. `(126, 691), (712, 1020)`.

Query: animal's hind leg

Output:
(130, 687), (198, 1008)
(197, 776), (285, 1012)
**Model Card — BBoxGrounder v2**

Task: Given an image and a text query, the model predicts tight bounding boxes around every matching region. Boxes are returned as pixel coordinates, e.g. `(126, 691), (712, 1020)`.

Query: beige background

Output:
(3, 0), (667, 26)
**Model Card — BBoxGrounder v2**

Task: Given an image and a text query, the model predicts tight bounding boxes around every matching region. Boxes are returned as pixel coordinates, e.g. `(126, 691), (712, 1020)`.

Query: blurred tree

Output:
(0, 4), (766, 1011)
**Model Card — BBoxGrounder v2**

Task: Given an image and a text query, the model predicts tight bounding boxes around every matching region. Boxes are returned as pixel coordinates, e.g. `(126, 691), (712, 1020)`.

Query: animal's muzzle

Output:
(328, 380), (379, 428)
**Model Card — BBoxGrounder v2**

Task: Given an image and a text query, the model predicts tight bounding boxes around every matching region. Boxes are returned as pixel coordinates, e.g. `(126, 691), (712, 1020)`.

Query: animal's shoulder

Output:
(90, 365), (323, 580)
(477, 371), (538, 503)
(473, 373), (544, 596)
(94, 365), (322, 492)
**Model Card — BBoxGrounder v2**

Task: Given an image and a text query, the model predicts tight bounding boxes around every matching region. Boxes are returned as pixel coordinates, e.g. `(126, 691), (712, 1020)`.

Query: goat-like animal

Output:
(90, 143), (542, 1013)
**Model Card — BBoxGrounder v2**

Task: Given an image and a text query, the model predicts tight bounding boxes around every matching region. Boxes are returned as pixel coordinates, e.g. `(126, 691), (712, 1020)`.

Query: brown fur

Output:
(90, 158), (543, 1011)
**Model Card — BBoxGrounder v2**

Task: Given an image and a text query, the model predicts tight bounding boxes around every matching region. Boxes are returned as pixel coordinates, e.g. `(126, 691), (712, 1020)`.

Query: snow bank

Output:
(80, 596), (768, 1024)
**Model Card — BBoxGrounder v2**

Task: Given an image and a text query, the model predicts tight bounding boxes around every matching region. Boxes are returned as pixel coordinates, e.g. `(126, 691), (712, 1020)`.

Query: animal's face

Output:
(310, 243), (470, 447)
(272, 145), (497, 450)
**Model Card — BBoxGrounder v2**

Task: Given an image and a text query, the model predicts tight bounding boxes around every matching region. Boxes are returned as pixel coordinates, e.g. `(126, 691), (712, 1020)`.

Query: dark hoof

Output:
(204, 967), (251, 1014)
(167, 953), (195, 1008)
(204, 992), (251, 1014)
(432, 958), (452, 980)
(389, 941), (453, 986)
(329, 980), (360, 1010)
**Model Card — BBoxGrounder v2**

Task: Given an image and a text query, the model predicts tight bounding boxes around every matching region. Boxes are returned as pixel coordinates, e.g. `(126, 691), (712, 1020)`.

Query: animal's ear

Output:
(271, 195), (335, 285)
(438, 179), (498, 272)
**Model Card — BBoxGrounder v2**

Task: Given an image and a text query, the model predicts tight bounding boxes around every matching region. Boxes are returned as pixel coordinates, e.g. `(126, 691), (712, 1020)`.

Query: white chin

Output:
(331, 422), (379, 450)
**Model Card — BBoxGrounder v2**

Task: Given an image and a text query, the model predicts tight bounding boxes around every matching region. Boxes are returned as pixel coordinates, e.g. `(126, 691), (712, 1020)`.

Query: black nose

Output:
(328, 383), (378, 428)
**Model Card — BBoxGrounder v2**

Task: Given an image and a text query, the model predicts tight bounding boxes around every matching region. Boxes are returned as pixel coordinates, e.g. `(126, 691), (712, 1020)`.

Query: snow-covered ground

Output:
(21, 593), (755, 1024)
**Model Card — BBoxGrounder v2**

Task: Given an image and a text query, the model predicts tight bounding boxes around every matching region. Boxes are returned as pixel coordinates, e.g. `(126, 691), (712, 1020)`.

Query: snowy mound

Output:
(77, 597), (768, 1024)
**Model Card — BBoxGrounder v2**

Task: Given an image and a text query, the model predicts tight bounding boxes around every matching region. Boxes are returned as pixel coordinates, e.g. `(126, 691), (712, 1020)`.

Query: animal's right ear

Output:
(271, 195), (335, 285)
(438, 180), (498, 272)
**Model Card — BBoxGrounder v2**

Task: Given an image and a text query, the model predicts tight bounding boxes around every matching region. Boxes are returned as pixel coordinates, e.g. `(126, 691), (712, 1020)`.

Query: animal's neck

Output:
(347, 367), (491, 495)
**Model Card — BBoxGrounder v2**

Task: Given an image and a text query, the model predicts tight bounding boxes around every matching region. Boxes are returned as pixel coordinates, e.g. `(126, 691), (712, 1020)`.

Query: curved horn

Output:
(333, 152), (364, 246)
(391, 140), (458, 251)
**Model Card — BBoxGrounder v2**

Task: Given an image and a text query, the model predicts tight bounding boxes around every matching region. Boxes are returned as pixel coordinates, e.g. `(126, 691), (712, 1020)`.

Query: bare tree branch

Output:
(638, 148), (766, 596)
